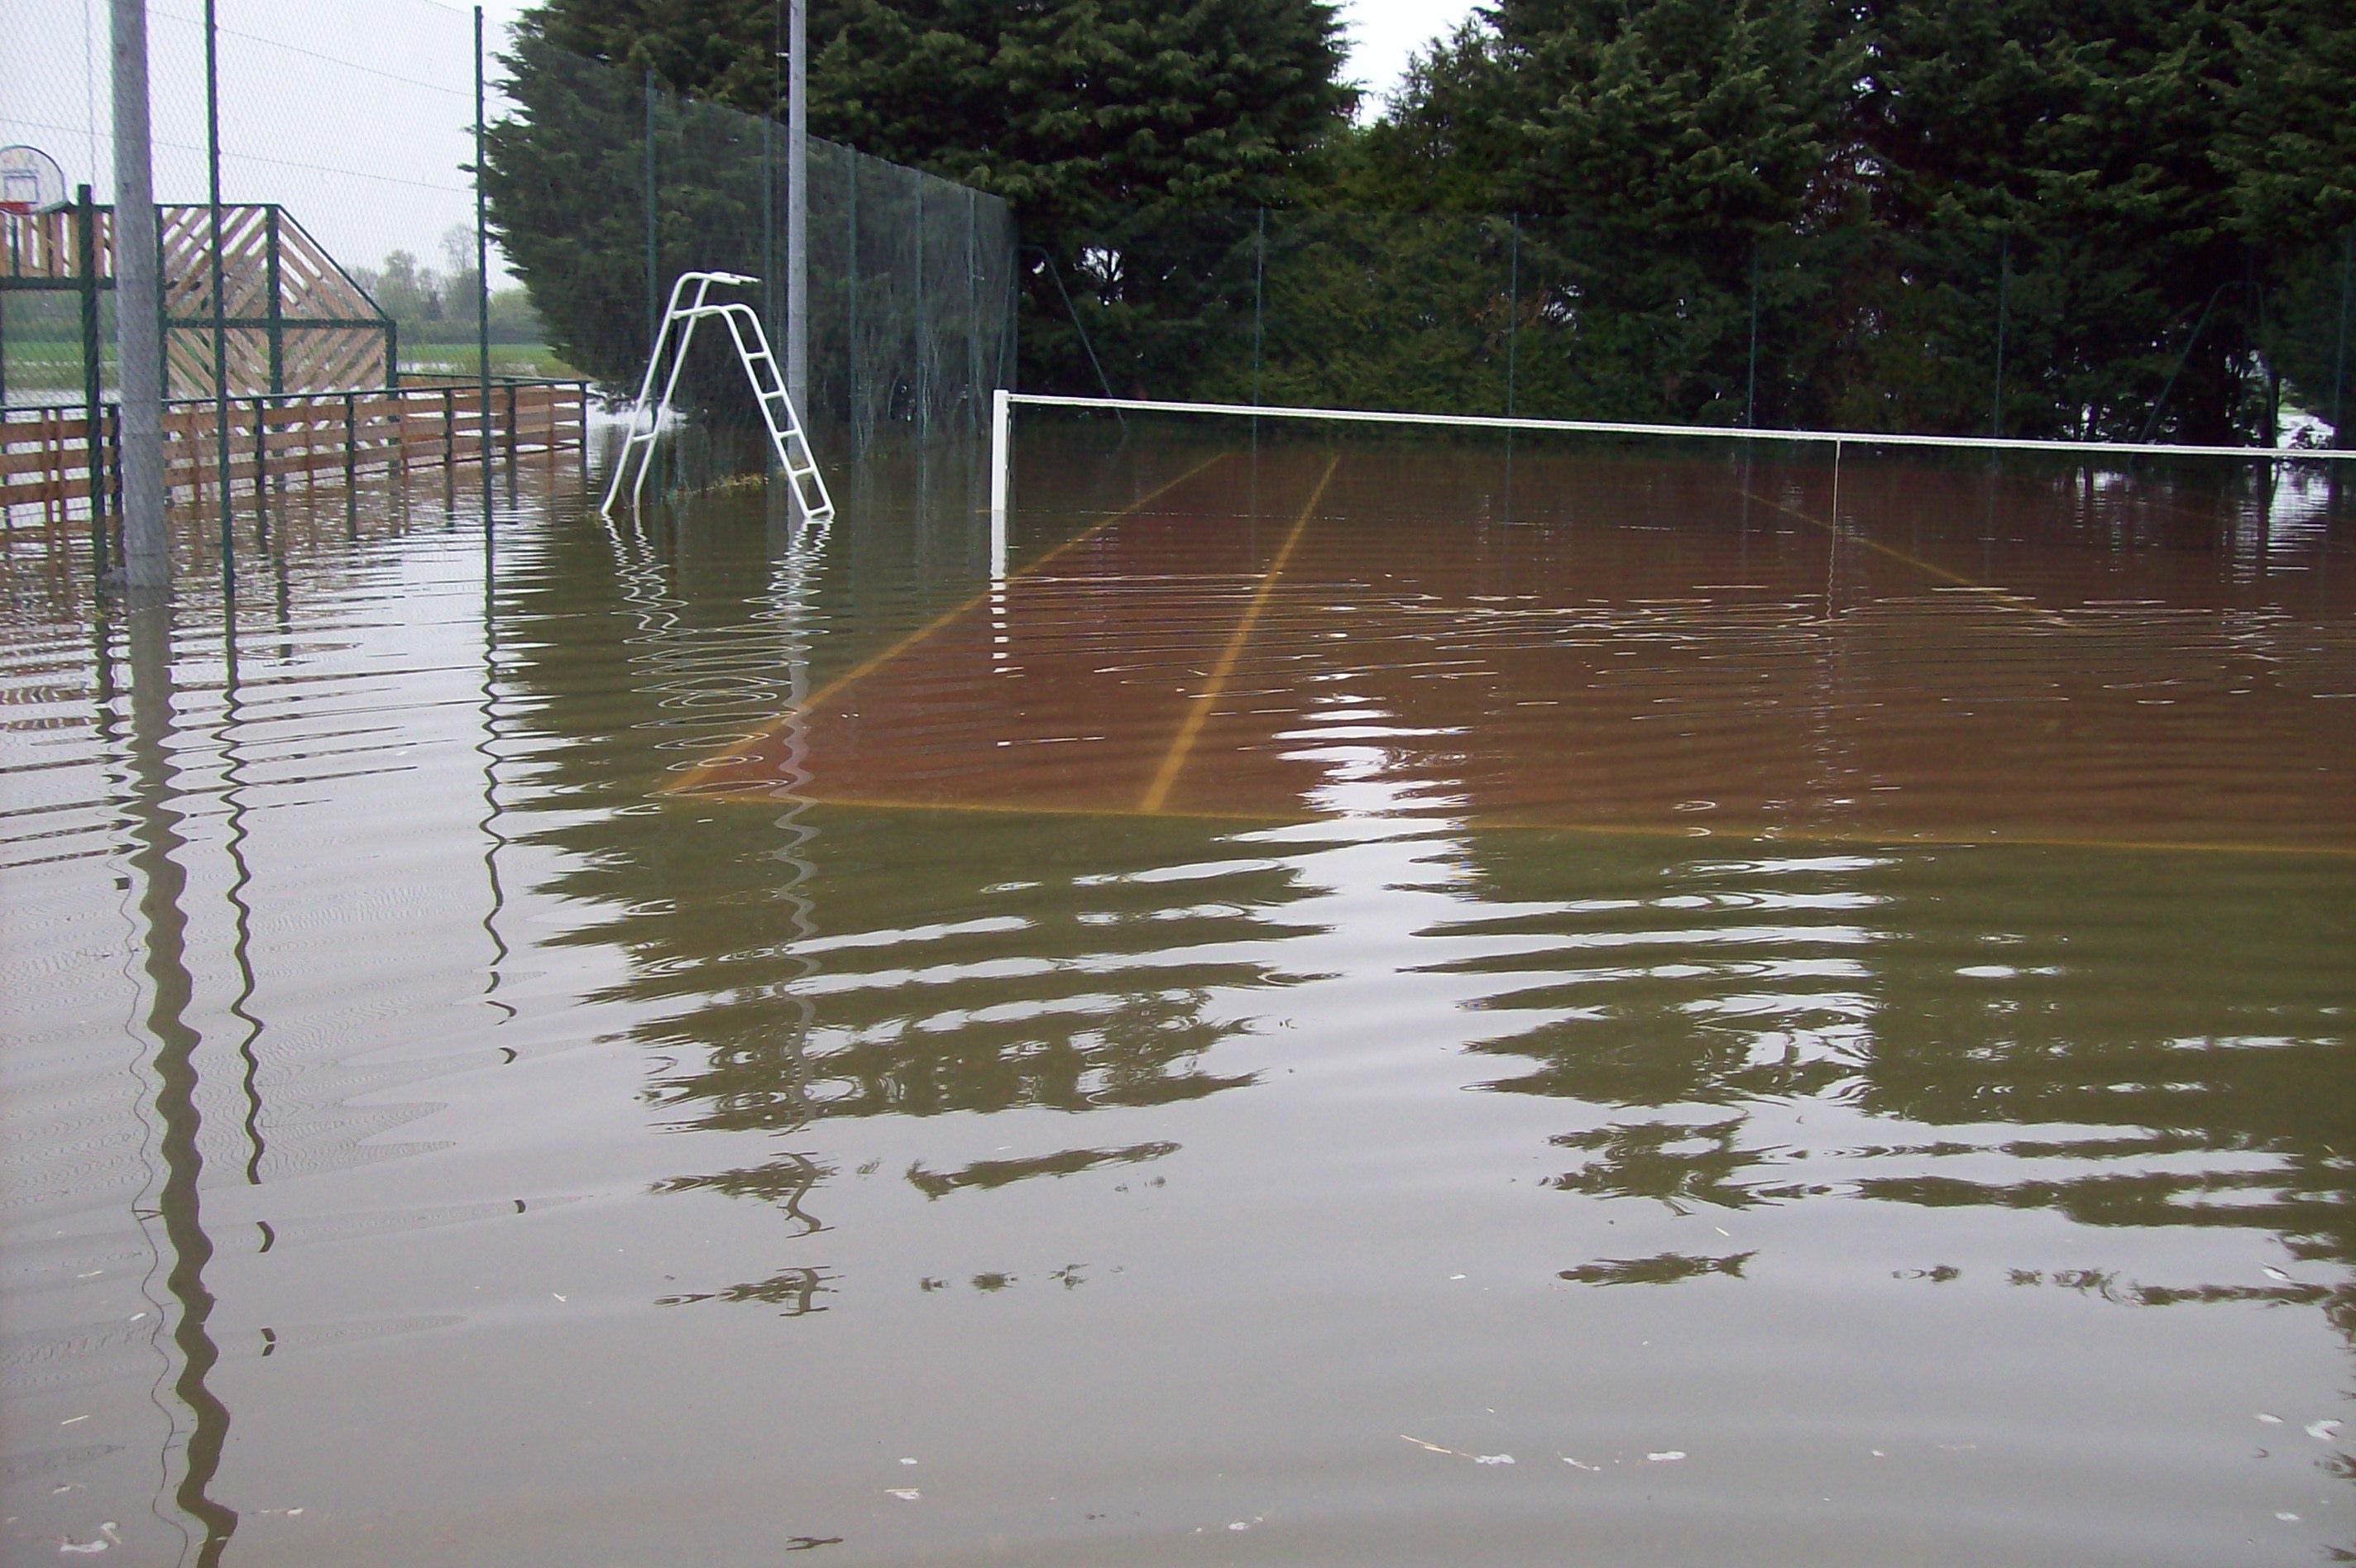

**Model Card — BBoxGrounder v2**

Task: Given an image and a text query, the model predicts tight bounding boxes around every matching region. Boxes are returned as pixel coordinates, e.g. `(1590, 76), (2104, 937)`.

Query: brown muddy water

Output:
(4, 426), (2355, 1566)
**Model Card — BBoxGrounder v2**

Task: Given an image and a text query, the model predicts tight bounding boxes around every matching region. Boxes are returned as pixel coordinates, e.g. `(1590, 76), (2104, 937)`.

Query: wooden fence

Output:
(2, 380), (591, 524)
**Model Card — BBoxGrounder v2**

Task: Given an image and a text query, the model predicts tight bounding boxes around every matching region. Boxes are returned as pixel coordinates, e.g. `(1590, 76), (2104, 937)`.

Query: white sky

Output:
(0, 0), (1479, 276)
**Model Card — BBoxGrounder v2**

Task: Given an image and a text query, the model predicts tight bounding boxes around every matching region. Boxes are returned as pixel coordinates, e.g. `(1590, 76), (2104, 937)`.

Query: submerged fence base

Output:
(2, 379), (590, 525)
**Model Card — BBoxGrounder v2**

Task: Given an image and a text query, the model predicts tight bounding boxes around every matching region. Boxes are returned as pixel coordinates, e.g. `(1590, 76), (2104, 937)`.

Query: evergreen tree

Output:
(486, 0), (1353, 394)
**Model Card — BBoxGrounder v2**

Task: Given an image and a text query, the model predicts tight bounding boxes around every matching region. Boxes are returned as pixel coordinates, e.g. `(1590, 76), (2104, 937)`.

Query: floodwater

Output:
(4, 426), (2354, 1566)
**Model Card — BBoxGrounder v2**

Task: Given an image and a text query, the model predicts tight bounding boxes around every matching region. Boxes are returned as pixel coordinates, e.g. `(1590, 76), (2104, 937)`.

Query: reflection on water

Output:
(2, 430), (2354, 1565)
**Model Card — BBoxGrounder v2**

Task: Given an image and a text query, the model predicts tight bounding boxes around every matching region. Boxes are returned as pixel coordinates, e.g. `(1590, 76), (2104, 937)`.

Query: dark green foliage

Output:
(491, 0), (2356, 439)
(496, 0), (1354, 396)
(1331, 0), (2356, 440)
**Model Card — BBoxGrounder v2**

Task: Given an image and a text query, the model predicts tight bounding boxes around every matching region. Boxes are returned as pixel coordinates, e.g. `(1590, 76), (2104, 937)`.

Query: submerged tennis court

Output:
(8, 407), (2356, 1567)
(681, 416), (2356, 858)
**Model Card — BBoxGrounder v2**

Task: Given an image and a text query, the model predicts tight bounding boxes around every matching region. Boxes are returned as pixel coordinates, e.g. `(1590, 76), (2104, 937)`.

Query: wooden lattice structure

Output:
(156, 203), (395, 394)
(2, 199), (396, 404)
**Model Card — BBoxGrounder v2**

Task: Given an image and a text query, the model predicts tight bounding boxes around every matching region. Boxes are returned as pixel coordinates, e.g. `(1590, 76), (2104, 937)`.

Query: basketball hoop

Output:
(0, 146), (69, 214)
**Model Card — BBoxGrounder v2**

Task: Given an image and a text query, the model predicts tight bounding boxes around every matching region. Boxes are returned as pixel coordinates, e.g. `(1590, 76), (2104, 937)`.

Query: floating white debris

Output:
(2258, 1413), (2284, 1425)
(898, 1458), (917, 1466)
(1474, 1455), (1515, 1466)
(885, 1489), (920, 1502)
(2265, 1267), (2292, 1282)
(2306, 1420), (2341, 1441)
(1228, 1522), (1251, 1532)
(2278, 1513), (2301, 1523)
(58, 1523), (118, 1555)
(1563, 1458), (1600, 1472)
(1449, 1274), (1467, 1281)
(1646, 1451), (1686, 1463)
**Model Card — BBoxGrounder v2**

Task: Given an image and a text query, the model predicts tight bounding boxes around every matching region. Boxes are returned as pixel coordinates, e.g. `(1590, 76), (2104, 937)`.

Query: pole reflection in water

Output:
(121, 595), (238, 1565)
(479, 520), (515, 1025)
(218, 599), (270, 1183)
(653, 483), (834, 1312)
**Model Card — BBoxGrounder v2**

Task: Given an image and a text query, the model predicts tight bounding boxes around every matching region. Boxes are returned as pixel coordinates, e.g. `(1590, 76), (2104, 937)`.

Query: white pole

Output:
(785, 0), (807, 423)
(112, 0), (167, 589)
(989, 386), (1009, 576)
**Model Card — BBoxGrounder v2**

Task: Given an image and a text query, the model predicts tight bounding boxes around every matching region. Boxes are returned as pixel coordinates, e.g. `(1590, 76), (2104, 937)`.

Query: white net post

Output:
(989, 386), (1010, 576)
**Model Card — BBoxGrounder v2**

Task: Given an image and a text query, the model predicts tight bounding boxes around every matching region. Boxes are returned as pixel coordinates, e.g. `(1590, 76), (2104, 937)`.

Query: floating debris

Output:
(1401, 1435), (1512, 1465)
(1646, 1451), (1686, 1463)
(2306, 1420), (2340, 1441)
(885, 1489), (920, 1502)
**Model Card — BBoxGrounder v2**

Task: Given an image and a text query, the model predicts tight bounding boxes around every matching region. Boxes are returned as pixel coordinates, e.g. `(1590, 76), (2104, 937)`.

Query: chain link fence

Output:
(1028, 208), (2354, 449)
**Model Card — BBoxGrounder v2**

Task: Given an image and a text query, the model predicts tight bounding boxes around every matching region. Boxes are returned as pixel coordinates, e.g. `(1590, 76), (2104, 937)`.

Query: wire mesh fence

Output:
(2, 0), (507, 403)
(1029, 208), (2356, 450)
(2, 0), (1020, 453)
(484, 36), (1018, 455)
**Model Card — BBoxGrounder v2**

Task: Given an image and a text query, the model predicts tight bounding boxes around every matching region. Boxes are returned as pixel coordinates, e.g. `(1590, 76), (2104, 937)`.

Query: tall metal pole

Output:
(786, 0), (808, 422)
(764, 2), (778, 396)
(1506, 214), (1520, 418)
(2334, 227), (2351, 447)
(205, 0), (232, 579)
(644, 69), (657, 355)
(113, 0), (167, 589)
(1251, 207), (1265, 408)
(1991, 233), (2009, 437)
(475, 6), (491, 529)
(1746, 238), (1760, 428)
(78, 184), (108, 581)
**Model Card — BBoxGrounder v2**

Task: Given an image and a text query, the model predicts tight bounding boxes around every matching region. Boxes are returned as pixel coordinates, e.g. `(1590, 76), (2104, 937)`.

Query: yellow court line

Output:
(675, 787), (2356, 861)
(1137, 456), (1342, 814)
(1736, 484), (2081, 630)
(668, 452), (1233, 795)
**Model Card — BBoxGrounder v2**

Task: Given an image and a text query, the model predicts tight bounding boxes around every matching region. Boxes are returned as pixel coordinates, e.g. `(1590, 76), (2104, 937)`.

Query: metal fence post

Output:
(644, 69), (658, 357)
(2334, 227), (2351, 447)
(1252, 207), (1266, 409)
(252, 395), (268, 533)
(1746, 237), (1760, 428)
(205, 0), (232, 579)
(343, 390), (357, 528)
(1991, 234), (2009, 437)
(476, 5), (492, 530)
(787, 0), (808, 423)
(77, 184), (108, 580)
(965, 187), (979, 437)
(1506, 214), (1520, 420)
(846, 155), (860, 453)
(265, 206), (285, 394)
(914, 166), (928, 442)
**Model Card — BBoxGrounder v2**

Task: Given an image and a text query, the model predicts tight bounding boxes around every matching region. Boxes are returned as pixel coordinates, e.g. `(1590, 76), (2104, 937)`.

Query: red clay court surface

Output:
(674, 442), (2356, 856)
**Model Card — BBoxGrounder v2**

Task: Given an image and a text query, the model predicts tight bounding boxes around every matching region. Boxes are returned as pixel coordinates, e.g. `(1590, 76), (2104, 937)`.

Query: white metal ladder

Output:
(600, 270), (835, 521)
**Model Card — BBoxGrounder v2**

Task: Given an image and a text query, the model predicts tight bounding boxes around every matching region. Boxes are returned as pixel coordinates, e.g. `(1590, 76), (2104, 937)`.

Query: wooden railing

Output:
(2, 380), (591, 523)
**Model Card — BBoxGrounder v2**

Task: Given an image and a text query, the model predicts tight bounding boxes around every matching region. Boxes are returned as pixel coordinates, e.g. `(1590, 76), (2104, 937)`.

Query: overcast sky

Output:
(1, 0), (1482, 277)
